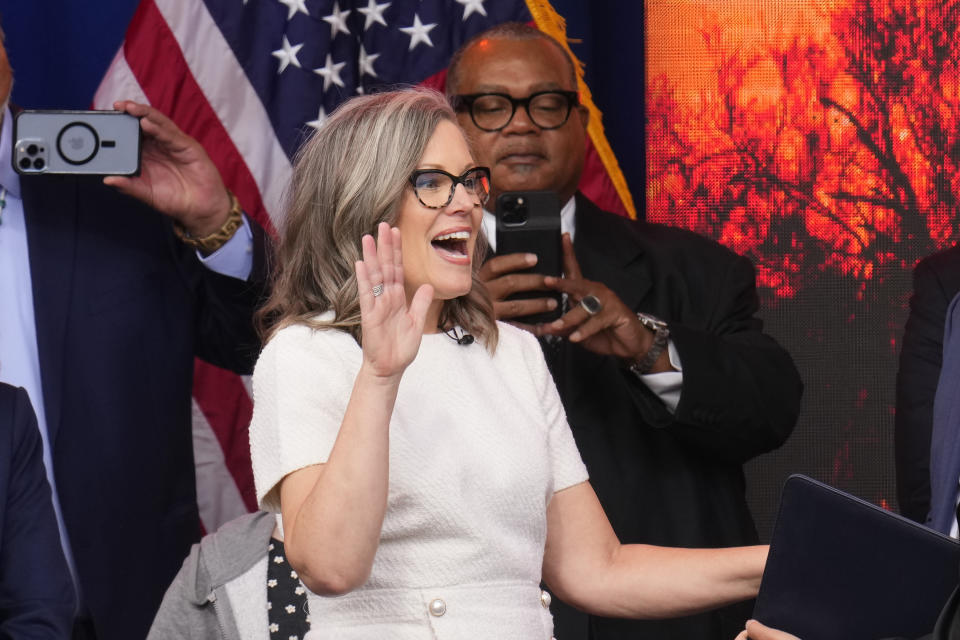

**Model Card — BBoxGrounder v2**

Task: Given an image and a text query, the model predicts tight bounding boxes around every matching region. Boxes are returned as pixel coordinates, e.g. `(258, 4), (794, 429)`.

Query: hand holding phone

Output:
(488, 190), (563, 324)
(16, 102), (235, 241)
(103, 100), (233, 239)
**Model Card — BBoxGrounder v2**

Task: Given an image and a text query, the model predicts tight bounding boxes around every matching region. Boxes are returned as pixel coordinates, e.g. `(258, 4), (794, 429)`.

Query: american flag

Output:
(93, 0), (635, 533)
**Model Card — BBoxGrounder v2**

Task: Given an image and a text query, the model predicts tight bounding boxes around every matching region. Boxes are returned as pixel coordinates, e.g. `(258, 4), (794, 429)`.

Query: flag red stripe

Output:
(580, 141), (628, 217)
(120, 0), (275, 235)
(192, 360), (258, 512)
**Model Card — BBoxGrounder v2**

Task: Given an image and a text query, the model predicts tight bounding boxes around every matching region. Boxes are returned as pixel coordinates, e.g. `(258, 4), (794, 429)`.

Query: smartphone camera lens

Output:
(500, 196), (528, 225)
(26, 143), (38, 156)
(18, 157), (31, 171)
(33, 158), (45, 170)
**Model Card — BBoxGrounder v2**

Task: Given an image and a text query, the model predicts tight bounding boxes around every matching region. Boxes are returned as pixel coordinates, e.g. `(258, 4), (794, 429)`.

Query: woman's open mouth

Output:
(431, 230), (471, 263)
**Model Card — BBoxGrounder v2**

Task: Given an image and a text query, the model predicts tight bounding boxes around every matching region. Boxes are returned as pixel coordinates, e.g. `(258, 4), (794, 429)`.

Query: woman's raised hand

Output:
(355, 222), (434, 379)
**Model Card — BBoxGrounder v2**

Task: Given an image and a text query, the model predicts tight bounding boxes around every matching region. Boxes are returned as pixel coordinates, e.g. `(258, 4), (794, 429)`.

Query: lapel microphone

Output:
(442, 326), (475, 346)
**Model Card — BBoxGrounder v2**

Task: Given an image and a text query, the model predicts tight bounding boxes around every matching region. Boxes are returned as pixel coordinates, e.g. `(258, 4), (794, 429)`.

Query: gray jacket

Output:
(147, 511), (276, 640)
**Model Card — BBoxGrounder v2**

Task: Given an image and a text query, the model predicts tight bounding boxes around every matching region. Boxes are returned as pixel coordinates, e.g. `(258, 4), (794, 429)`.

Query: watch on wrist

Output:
(628, 312), (670, 377)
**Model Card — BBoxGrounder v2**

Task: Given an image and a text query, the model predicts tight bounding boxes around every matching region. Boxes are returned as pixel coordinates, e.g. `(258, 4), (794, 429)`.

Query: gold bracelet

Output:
(173, 189), (244, 254)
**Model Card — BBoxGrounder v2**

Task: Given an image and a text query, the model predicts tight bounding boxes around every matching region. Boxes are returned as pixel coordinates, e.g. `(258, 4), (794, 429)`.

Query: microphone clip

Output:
(442, 326), (474, 346)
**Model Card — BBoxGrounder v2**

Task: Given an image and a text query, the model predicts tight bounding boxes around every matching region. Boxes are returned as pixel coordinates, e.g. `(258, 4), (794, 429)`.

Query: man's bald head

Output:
(446, 22), (577, 97)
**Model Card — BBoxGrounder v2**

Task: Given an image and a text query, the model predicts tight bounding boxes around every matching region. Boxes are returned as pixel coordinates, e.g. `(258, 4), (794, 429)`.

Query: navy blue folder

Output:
(753, 474), (960, 639)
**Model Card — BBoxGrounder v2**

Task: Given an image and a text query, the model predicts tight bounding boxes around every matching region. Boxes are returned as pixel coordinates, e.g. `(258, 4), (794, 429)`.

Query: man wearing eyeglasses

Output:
(446, 23), (802, 640)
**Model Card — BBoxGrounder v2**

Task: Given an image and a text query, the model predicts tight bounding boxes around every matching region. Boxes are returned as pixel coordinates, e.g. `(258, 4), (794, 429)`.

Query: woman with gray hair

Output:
(249, 87), (766, 639)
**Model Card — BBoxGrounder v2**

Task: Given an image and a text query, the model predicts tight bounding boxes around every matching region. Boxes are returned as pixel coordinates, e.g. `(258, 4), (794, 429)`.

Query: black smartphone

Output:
(495, 190), (562, 324)
(13, 110), (142, 176)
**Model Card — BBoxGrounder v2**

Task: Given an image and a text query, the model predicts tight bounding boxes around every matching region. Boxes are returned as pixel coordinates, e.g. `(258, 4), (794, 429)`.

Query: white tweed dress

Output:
(249, 320), (589, 639)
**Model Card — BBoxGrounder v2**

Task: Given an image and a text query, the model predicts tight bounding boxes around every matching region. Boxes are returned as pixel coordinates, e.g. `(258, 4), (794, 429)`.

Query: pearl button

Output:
(429, 598), (447, 617)
(540, 590), (552, 608)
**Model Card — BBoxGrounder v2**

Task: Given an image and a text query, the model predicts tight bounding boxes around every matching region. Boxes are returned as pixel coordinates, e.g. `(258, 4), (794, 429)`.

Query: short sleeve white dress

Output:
(249, 320), (589, 639)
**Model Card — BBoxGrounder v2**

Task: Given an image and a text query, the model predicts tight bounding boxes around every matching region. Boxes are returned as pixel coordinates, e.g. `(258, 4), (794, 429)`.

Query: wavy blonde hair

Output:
(258, 87), (498, 350)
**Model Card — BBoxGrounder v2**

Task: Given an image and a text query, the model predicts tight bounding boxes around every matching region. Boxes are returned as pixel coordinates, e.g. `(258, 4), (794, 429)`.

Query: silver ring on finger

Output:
(580, 294), (602, 316)
(372, 283), (384, 297)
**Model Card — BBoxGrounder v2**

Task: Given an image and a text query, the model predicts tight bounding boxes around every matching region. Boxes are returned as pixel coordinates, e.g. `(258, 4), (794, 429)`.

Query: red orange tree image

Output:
(647, 0), (960, 299)
(646, 0), (960, 510)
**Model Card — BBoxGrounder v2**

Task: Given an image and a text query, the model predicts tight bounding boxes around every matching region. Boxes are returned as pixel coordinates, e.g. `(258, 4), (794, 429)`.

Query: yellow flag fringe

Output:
(525, 0), (637, 219)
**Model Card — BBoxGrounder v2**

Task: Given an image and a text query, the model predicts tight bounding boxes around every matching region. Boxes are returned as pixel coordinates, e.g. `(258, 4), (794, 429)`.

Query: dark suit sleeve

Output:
(630, 253), (803, 464)
(177, 214), (272, 375)
(895, 255), (958, 523)
(0, 387), (76, 639)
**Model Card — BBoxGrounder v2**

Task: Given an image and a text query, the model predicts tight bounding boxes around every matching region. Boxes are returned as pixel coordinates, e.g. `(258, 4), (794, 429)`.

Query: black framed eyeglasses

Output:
(451, 91), (580, 132)
(409, 167), (491, 209)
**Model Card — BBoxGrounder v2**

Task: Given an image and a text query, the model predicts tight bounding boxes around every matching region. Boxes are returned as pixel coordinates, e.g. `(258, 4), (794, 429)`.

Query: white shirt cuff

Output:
(638, 340), (683, 414)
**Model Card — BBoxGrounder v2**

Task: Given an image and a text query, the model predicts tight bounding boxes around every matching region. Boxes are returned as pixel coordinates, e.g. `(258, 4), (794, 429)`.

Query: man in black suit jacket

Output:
(0, 383), (75, 639)
(447, 24), (803, 639)
(0, 37), (268, 639)
(896, 245), (960, 525)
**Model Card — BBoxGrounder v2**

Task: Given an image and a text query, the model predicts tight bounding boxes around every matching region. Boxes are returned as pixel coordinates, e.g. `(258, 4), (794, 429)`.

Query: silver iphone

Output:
(13, 110), (142, 176)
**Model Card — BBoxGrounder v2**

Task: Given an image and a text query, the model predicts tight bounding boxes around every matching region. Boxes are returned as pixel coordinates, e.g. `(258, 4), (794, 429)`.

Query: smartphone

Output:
(13, 110), (142, 176)
(495, 190), (562, 324)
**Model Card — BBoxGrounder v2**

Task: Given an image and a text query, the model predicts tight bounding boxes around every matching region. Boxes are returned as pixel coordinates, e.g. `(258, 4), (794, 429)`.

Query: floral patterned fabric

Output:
(267, 538), (310, 640)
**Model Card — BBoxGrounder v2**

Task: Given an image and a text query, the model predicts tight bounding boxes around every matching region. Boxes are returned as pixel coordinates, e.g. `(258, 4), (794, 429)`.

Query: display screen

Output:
(645, 0), (955, 536)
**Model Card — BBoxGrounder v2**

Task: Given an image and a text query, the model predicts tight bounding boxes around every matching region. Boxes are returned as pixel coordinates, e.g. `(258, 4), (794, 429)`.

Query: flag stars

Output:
(358, 44), (380, 78)
(455, 0), (487, 20)
(271, 36), (304, 74)
(314, 54), (347, 91)
(276, 0), (309, 21)
(307, 106), (328, 130)
(322, 1), (352, 39)
(399, 14), (437, 51)
(357, 0), (390, 31)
